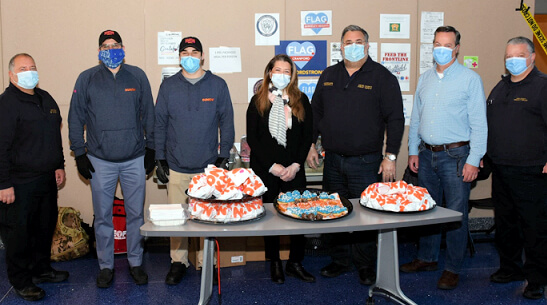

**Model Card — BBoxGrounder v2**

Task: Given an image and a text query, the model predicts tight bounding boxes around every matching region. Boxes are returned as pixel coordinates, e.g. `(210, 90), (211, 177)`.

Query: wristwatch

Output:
(384, 153), (397, 161)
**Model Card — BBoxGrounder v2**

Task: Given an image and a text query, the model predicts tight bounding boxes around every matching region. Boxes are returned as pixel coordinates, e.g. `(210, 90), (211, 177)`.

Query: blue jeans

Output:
(88, 155), (146, 270)
(322, 151), (382, 269)
(416, 144), (470, 274)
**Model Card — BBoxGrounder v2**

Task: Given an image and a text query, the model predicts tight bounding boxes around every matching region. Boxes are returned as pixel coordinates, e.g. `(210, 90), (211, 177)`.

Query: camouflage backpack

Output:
(50, 207), (90, 261)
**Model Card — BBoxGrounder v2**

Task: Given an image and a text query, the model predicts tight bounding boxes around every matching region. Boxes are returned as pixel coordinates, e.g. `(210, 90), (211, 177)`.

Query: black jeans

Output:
(491, 163), (547, 285)
(321, 151), (382, 270)
(0, 173), (58, 289)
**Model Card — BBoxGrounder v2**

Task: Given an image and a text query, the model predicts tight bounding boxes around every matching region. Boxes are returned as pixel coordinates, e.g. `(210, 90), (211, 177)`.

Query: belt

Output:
(423, 141), (469, 152)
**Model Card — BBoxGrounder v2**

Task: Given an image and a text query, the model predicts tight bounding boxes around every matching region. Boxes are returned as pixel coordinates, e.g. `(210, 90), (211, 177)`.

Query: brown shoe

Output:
(437, 270), (459, 290)
(400, 259), (438, 273)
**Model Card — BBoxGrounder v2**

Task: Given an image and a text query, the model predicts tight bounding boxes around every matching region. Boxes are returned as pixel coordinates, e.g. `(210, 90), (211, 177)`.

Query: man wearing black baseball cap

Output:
(68, 30), (155, 288)
(154, 36), (234, 285)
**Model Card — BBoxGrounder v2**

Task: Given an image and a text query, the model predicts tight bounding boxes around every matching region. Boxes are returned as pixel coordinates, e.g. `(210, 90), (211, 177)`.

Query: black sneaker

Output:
(523, 283), (545, 300)
(14, 284), (45, 301)
(32, 269), (69, 284)
(96, 268), (114, 288)
(165, 262), (187, 285)
(130, 266), (148, 285)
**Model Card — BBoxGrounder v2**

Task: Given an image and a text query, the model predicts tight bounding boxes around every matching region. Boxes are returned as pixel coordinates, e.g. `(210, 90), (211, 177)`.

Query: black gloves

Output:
(155, 160), (170, 184)
(144, 148), (156, 175)
(214, 157), (229, 170)
(75, 154), (95, 180)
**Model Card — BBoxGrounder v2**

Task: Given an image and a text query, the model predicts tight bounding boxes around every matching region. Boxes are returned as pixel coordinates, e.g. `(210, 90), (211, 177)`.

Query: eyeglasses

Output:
(343, 40), (366, 46)
(100, 43), (123, 50)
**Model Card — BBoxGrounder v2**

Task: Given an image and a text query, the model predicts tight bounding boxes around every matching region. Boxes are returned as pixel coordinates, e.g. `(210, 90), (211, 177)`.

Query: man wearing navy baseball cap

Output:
(68, 30), (155, 288)
(154, 36), (234, 285)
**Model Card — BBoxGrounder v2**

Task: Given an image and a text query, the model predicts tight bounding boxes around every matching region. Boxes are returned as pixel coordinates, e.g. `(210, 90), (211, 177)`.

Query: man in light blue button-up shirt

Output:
(402, 26), (487, 290)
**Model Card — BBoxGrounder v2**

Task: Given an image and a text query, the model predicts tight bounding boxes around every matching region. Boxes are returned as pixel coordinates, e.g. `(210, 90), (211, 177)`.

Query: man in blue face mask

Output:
(306, 25), (404, 286)
(68, 30), (155, 288)
(403, 26), (487, 290)
(486, 36), (547, 300)
(154, 36), (235, 285)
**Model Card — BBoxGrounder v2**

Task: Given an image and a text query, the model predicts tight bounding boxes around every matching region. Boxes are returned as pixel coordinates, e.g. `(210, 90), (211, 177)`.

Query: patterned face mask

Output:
(98, 49), (125, 69)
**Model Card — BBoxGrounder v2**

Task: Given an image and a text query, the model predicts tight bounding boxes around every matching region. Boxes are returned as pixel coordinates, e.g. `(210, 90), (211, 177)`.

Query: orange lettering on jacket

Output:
(202, 98), (214, 102)
(125, 88), (136, 92)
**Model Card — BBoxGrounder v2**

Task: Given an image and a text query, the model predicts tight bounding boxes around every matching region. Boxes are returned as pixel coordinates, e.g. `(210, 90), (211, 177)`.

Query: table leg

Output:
(369, 229), (417, 305)
(198, 237), (215, 305)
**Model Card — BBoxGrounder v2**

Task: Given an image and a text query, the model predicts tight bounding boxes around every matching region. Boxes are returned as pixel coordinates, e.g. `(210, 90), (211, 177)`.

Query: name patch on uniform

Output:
(202, 98), (215, 102)
(323, 82), (333, 86)
(513, 97), (528, 102)
(125, 88), (136, 92)
(50, 109), (57, 114)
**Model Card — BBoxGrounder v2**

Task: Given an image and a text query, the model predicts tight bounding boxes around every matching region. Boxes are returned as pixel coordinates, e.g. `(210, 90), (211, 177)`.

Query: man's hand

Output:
(155, 160), (170, 184)
(270, 164), (287, 177)
(281, 163), (300, 182)
(462, 163), (479, 182)
(214, 157), (229, 170)
(543, 162), (547, 174)
(144, 148), (156, 175)
(75, 154), (95, 180)
(378, 158), (396, 182)
(306, 144), (319, 169)
(55, 169), (66, 188)
(0, 187), (15, 204)
(408, 155), (419, 173)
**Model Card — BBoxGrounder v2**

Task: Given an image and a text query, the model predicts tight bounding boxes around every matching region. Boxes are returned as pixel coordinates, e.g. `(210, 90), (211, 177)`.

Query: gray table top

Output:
(141, 199), (462, 237)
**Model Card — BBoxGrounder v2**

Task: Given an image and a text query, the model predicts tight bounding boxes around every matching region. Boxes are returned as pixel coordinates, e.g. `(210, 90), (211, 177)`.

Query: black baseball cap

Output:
(99, 30), (122, 46)
(179, 36), (202, 53)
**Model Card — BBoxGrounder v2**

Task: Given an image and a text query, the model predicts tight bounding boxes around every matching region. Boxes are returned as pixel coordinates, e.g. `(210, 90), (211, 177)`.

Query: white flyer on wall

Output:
(420, 44), (434, 75)
(301, 10), (332, 36)
(380, 43), (411, 91)
(420, 12), (444, 43)
(379, 14), (410, 39)
(255, 13), (280, 46)
(161, 67), (181, 82)
(402, 95), (414, 126)
(330, 42), (343, 65)
(158, 31), (182, 65)
(209, 47), (242, 73)
(368, 42), (378, 62)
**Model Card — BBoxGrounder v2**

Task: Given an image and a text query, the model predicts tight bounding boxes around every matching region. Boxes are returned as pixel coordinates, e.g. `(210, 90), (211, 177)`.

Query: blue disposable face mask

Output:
(344, 43), (366, 62)
(180, 56), (201, 73)
(17, 70), (39, 89)
(505, 56), (530, 76)
(271, 73), (291, 90)
(98, 48), (125, 69)
(433, 47), (454, 66)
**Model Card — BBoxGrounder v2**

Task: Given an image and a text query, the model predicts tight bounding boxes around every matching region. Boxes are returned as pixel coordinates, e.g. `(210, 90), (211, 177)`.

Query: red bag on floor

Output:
(113, 197), (127, 254)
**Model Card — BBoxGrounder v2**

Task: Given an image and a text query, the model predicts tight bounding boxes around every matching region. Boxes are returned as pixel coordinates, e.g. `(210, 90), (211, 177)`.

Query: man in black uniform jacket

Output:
(306, 25), (404, 285)
(486, 36), (547, 300)
(0, 53), (68, 301)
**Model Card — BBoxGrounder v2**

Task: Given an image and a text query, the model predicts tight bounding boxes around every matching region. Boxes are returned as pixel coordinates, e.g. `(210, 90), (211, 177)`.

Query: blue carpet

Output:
(0, 233), (545, 305)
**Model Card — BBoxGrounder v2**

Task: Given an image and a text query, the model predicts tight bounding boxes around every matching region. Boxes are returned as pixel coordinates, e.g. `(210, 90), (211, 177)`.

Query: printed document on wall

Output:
(209, 47), (242, 73)
(255, 14), (280, 46)
(158, 31), (182, 65)
(402, 95), (414, 126)
(380, 14), (410, 39)
(380, 43), (411, 91)
(420, 12), (444, 43)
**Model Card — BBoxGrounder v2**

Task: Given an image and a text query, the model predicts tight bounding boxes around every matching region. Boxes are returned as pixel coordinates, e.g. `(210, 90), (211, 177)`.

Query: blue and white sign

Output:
(301, 10), (332, 36)
(275, 40), (327, 77)
(298, 78), (318, 101)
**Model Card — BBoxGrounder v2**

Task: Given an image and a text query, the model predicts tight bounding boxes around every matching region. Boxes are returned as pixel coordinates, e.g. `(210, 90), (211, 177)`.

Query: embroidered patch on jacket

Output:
(323, 82), (334, 86)
(202, 98), (215, 102)
(125, 88), (136, 92)
(513, 97), (528, 102)
(50, 109), (58, 114)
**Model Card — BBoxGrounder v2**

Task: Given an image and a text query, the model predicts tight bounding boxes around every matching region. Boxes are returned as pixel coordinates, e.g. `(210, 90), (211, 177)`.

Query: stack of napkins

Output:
(148, 204), (188, 226)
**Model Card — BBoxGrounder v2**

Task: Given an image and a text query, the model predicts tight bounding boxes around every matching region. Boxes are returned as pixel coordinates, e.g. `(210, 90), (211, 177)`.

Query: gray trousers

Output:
(88, 155), (145, 269)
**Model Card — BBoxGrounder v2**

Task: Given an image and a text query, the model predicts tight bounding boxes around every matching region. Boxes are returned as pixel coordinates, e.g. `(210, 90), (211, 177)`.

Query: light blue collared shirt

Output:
(408, 61), (487, 167)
